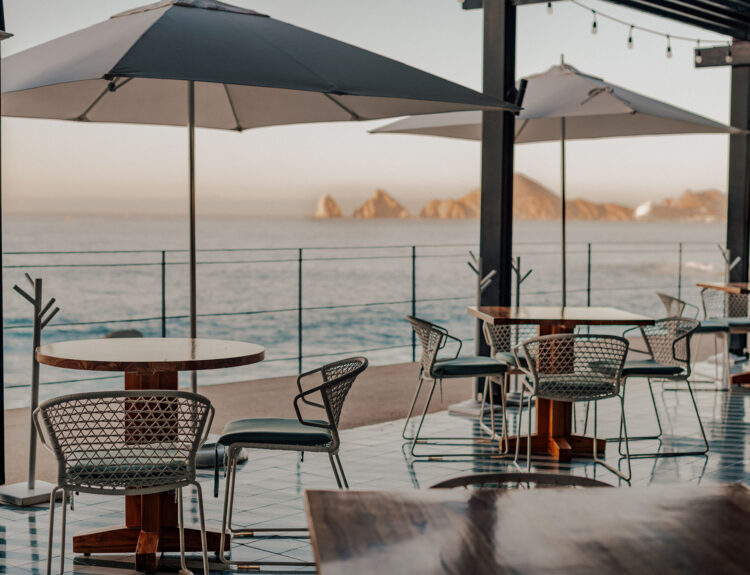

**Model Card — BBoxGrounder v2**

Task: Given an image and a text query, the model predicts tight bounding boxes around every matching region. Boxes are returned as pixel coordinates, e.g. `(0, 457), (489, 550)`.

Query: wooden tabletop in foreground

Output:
(468, 305), (653, 327)
(697, 282), (750, 294)
(36, 337), (265, 373)
(305, 485), (750, 575)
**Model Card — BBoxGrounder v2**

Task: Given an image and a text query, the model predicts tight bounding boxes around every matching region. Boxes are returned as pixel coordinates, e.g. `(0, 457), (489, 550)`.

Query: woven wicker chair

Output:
(404, 315), (507, 458)
(701, 288), (750, 334)
(514, 334), (631, 481)
(214, 356), (368, 569)
(33, 390), (214, 575)
(615, 317), (707, 458)
(430, 471), (612, 489)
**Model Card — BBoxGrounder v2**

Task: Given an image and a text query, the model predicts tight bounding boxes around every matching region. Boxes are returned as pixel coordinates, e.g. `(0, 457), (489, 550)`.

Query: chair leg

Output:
(47, 487), (60, 575)
(526, 392), (533, 471)
(328, 453), (343, 488)
(402, 375), (425, 439)
(59, 489), (67, 575)
(408, 378), (438, 457)
(611, 378), (662, 444)
(218, 454), (236, 564)
(594, 398), (631, 482)
(513, 387), (525, 466)
(193, 482), (210, 575)
(177, 487), (191, 575)
(334, 453), (349, 489)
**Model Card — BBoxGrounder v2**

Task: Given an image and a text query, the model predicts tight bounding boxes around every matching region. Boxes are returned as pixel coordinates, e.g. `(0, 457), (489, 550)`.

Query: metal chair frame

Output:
(513, 334), (632, 482)
(33, 390), (214, 575)
(615, 317), (708, 459)
(216, 357), (368, 570)
(403, 315), (507, 459)
(701, 287), (750, 334)
(657, 292), (729, 386)
(430, 471), (613, 489)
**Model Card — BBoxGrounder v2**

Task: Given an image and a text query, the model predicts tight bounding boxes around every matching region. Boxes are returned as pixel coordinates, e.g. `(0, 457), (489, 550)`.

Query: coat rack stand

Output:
(0, 275), (62, 506)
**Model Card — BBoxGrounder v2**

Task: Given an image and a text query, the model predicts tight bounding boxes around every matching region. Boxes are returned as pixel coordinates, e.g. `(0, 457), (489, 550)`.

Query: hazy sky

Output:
(1, 0), (733, 216)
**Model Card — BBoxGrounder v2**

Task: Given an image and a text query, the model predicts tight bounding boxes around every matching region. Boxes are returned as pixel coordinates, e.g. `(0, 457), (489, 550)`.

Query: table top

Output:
(36, 338), (265, 373)
(305, 484), (750, 575)
(468, 305), (653, 327)
(697, 282), (750, 294)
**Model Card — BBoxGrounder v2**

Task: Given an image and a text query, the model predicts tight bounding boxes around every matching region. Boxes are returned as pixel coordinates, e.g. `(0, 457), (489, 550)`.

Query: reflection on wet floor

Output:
(1, 375), (749, 574)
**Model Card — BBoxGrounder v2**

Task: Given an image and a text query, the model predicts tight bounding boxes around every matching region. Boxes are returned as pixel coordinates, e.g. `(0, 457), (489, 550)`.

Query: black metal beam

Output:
(695, 42), (750, 67)
(727, 66), (750, 354)
(0, 0), (6, 487)
(478, 0), (516, 356)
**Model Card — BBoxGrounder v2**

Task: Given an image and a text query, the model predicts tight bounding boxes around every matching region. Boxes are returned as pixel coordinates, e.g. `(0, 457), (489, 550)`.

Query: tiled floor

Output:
(2, 370), (750, 574)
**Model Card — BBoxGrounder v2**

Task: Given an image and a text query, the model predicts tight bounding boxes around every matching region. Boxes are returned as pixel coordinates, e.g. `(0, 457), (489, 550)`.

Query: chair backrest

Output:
(430, 472), (612, 489)
(34, 390), (214, 495)
(656, 292), (687, 317)
(483, 322), (537, 355)
(319, 356), (368, 429)
(406, 315), (447, 376)
(640, 317), (699, 372)
(701, 288), (749, 319)
(518, 334), (628, 401)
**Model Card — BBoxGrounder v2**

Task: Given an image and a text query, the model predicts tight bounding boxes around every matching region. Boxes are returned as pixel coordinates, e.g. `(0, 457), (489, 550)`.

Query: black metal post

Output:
(411, 245), (416, 362)
(677, 242), (683, 300)
(298, 248), (303, 373)
(161, 250), (166, 337)
(0, 4), (10, 486)
(587, 243), (592, 307)
(477, 0), (516, 366)
(727, 65), (750, 354)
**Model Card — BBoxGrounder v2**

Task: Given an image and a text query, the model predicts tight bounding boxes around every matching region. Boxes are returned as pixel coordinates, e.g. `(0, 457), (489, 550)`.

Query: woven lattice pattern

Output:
(657, 293), (688, 317)
(320, 357), (368, 427)
(641, 318), (698, 368)
(406, 315), (446, 375)
(36, 390), (212, 494)
(520, 335), (628, 401)
(483, 323), (537, 354)
(702, 289), (750, 319)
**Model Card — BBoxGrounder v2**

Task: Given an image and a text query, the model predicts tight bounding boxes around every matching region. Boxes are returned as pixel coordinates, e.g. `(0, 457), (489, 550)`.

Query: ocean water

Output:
(2, 215), (724, 409)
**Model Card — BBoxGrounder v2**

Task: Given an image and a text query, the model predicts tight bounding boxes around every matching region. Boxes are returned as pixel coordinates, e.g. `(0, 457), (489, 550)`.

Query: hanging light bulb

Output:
(695, 40), (702, 64)
(591, 10), (598, 34)
(627, 25), (634, 49)
(666, 35), (672, 59)
(726, 42), (733, 64)
(547, 1), (553, 14)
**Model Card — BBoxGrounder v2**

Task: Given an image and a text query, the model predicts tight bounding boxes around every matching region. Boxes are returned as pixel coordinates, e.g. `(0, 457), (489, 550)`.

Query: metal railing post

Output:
(677, 242), (683, 300)
(161, 250), (166, 337)
(298, 248), (303, 374)
(587, 243), (592, 307)
(411, 245), (416, 362)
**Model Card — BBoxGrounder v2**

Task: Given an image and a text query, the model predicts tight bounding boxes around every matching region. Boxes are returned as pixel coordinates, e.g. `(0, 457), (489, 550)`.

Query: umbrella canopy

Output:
(372, 63), (740, 141)
(372, 62), (741, 305)
(1, 0), (517, 391)
(2, 0), (516, 126)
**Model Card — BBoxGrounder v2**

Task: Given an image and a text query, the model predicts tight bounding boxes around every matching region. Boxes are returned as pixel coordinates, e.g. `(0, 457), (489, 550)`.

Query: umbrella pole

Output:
(189, 80), (197, 393)
(561, 116), (567, 307)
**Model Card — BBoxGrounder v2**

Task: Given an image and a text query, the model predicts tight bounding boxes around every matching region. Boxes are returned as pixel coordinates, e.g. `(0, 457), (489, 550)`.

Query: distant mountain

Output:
(635, 189), (726, 222)
(314, 194), (342, 218)
(420, 174), (633, 221)
(353, 189), (410, 219)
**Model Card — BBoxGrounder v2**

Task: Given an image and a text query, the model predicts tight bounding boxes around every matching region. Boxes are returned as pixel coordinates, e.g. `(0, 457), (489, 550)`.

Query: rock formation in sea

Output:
(420, 173), (634, 221)
(634, 189), (726, 222)
(314, 194), (342, 218)
(353, 189), (410, 219)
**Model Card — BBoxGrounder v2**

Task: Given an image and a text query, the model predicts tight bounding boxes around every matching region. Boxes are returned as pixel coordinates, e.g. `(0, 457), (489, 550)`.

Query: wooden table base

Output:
(71, 370), (230, 572)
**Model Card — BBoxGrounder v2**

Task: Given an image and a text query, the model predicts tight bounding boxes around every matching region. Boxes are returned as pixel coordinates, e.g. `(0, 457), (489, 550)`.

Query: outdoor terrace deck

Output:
(0, 355), (748, 573)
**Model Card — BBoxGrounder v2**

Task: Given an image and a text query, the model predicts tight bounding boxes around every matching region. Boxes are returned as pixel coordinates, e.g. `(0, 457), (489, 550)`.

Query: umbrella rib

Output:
(323, 93), (361, 121)
(74, 77), (133, 122)
(222, 84), (242, 131)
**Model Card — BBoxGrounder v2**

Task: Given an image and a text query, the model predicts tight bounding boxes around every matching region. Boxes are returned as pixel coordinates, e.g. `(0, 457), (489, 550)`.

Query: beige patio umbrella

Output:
(373, 62), (742, 304)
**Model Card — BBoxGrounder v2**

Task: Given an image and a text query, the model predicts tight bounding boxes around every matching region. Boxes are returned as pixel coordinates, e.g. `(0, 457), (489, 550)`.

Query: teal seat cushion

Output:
(622, 359), (683, 378)
(433, 357), (506, 377)
(726, 317), (750, 329)
(696, 319), (729, 333)
(218, 418), (332, 447)
(494, 351), (527, 368)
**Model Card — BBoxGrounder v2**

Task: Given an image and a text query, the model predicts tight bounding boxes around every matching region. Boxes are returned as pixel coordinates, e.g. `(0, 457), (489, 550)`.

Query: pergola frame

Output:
(464, 0), (750, 357)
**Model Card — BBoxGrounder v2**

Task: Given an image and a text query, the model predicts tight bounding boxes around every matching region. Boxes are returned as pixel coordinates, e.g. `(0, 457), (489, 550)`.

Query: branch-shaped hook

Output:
(41, 307), (60, 330)
(13, 284), (35, 305)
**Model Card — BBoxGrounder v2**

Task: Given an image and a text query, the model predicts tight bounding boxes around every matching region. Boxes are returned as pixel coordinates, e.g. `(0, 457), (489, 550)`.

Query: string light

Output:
(547, 1), (553, 15)
(570, 0), (727, 64)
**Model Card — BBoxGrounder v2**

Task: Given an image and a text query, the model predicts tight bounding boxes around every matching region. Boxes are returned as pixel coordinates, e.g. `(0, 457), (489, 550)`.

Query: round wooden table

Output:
(36, 337), (265, 573)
